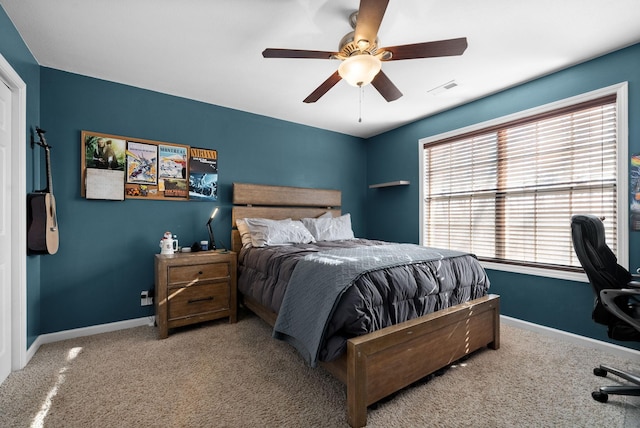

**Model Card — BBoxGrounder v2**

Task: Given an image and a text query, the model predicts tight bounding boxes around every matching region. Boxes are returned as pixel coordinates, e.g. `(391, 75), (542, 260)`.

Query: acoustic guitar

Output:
(27, 127), (59, 255)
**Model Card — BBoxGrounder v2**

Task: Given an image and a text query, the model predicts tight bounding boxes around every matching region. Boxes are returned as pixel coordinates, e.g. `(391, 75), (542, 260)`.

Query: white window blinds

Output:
(423, 94), (617, 271)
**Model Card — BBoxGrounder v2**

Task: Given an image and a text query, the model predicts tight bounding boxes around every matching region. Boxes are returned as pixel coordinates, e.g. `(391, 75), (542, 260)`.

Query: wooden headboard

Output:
(231, 182), (342, 252)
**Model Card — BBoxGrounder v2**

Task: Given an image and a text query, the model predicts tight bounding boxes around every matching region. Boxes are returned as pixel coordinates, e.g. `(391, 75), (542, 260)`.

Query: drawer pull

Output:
(198, 271), (203, 275)
(188, 296), (214, 304)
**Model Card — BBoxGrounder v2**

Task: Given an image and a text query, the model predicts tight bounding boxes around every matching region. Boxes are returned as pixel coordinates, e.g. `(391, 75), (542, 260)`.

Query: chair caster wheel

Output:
(592, 391), (609, 403)
(593, 367), (607, 377)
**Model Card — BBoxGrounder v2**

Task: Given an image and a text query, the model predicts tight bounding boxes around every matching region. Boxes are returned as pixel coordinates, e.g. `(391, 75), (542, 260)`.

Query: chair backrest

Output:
(570, 214), (631, 326)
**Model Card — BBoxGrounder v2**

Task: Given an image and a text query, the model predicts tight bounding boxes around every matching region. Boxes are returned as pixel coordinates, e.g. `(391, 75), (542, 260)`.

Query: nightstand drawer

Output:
(168, 283), (230, 320)
(168, 262), (230, 285)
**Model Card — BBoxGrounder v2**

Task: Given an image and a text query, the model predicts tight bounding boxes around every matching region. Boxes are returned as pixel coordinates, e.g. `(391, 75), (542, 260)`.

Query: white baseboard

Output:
(22, 315), (638, 370)
(501, 315), (640, 361)
(25, 316), (155, 365)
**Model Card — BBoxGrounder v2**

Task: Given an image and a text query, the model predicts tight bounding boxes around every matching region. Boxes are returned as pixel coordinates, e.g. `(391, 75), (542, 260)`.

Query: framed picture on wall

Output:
(631, 153), (640, 231)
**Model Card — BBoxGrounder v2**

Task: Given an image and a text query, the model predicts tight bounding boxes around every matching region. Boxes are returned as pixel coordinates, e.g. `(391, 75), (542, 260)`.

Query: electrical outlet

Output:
(140, 290), (153, 306)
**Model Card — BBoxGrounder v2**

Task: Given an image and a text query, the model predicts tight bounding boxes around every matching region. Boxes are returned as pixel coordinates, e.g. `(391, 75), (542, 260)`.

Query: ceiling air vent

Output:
(428, 80), (458, 96)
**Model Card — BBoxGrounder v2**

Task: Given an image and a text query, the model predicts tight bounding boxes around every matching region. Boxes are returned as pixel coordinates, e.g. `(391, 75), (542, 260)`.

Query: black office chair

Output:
(570, 214), (640, 402)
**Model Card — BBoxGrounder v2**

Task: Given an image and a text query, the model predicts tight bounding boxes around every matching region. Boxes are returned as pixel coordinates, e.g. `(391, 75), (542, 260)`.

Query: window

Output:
(420, 85), (628, 279)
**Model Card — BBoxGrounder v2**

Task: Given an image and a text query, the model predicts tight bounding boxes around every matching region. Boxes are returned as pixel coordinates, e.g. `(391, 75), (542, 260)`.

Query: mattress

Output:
(237, 238), (490, 362)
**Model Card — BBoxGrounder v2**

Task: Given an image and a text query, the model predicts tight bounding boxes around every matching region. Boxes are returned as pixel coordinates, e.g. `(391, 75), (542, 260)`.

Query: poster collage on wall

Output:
(81, 130), (217, 202)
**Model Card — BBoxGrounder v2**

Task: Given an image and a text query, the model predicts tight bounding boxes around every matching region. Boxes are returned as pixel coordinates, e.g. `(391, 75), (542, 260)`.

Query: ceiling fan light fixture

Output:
(338, 54), (381, 87)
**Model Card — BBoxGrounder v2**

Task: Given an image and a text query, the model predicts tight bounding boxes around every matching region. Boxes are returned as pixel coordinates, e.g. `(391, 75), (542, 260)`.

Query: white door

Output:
(0, 80), (12, 384)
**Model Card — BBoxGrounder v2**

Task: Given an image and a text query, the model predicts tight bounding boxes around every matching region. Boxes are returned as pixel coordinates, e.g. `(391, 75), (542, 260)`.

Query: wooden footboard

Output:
(243, 294), (500, 427)
(337, 294), (499, 427)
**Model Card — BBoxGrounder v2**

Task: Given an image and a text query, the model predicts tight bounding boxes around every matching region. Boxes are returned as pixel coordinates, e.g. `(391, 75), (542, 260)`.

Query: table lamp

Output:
(206, 207), (218, 250)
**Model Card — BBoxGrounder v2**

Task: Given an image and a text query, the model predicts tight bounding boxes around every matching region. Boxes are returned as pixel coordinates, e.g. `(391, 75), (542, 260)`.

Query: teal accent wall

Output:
(38, 68), (366, 334)
(1, 6), (41, 347)
(366, 43), (640, 351)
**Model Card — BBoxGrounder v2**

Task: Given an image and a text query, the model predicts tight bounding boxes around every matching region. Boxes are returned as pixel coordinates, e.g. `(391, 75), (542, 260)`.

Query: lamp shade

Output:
(338, 54), (382, 87)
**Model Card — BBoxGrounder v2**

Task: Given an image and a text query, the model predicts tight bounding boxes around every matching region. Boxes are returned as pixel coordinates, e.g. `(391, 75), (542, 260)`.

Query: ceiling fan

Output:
(262, 0), (468, 103)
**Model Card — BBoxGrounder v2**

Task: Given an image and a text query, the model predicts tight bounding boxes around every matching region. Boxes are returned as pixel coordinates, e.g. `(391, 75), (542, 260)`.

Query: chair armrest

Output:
(599, 288), (640, 333)
(627, 281), (640, 289)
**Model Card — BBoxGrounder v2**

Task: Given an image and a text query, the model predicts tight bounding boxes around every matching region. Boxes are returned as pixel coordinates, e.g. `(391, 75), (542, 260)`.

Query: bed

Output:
(231, 182), (500, 427)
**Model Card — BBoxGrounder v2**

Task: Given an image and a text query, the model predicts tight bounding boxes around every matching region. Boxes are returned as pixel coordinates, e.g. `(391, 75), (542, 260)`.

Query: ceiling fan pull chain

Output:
(358, 85), (363, 123)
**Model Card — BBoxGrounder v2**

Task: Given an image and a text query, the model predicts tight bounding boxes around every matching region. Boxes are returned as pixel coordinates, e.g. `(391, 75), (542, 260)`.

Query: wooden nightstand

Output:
(154, 250), (237, 339)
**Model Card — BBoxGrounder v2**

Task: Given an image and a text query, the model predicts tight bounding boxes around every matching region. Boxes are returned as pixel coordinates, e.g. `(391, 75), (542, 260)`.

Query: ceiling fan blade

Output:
(371, 70), (402, 102)
(303, 71), (342, 103)
(262, 48), (337, 59)
(354, 0), (389, 48)
(381, 37), (468, 61)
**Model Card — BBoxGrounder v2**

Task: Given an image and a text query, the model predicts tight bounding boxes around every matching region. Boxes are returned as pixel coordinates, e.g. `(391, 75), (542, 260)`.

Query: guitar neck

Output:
(35, 127), (53, 195)
(44, 146), (53, 194)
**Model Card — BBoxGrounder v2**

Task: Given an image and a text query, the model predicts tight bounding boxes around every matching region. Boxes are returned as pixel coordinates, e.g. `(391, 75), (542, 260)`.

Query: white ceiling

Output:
(2, 0), (640, 138)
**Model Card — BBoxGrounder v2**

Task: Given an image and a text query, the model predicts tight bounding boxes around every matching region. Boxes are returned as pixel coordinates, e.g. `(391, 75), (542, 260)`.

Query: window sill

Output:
(480, 261), (588, 283)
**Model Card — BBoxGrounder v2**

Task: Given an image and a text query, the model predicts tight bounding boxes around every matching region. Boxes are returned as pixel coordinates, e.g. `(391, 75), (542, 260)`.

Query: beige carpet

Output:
(1, 310), (639, 427)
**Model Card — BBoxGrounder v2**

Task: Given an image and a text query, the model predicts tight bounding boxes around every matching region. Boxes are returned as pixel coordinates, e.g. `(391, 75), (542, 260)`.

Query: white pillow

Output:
(302, 213), (355, 241)
(238, 213), (329, 245)
(235, 218), (252, 247)
(237, 217), (293, 246)
(243, 218), (316, 247)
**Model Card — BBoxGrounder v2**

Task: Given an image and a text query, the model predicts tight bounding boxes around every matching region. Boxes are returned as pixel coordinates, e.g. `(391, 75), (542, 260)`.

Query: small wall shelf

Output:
(368, 180), (410, 189)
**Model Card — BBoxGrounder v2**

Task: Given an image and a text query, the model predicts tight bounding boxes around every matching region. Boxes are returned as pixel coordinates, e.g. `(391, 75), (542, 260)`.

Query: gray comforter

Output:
(273, 244), (472, 367)
(237, 239), (490, 364)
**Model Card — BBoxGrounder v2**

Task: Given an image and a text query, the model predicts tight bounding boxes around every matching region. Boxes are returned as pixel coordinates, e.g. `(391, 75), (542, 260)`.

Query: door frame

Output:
(0, 52), (27, 372)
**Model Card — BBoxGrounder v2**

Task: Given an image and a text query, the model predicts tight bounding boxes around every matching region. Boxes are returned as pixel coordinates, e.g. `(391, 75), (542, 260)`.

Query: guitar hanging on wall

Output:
(27, 127), (59, 255)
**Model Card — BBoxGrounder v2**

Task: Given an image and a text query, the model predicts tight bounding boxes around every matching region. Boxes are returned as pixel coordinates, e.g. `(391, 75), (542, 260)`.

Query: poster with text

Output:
(158, 144), (188, 198)
(188, 147), (218, 201)
(126, 142), (157, 185)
